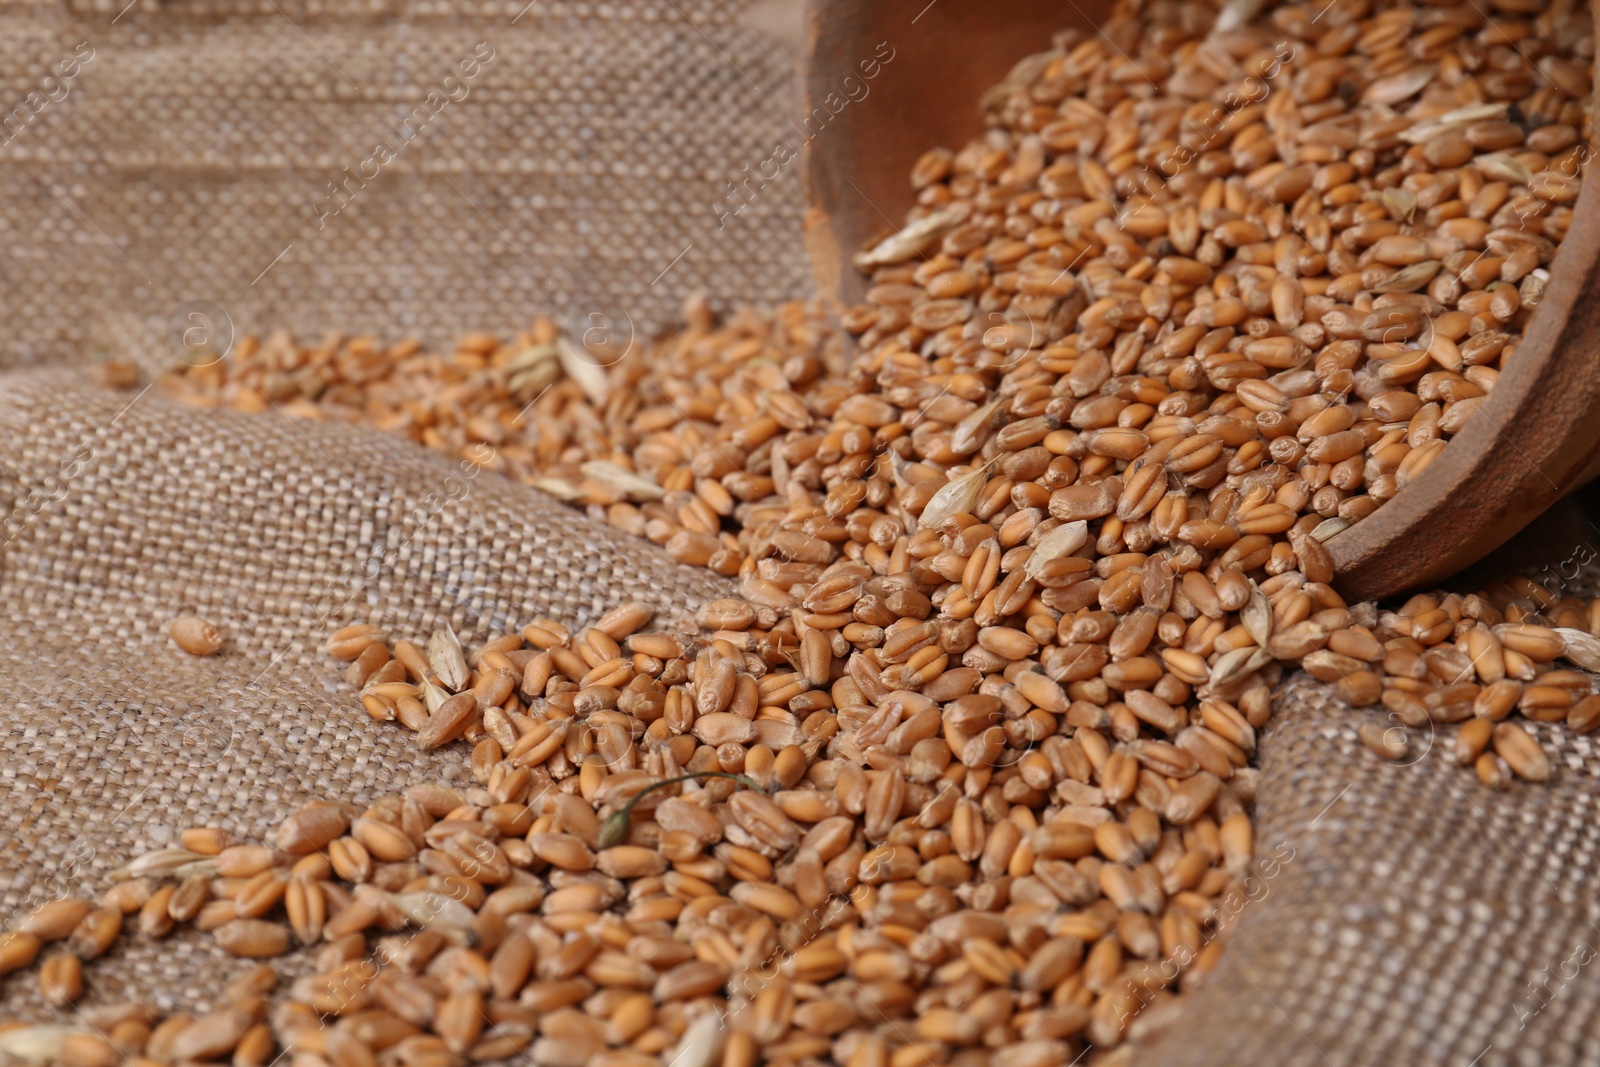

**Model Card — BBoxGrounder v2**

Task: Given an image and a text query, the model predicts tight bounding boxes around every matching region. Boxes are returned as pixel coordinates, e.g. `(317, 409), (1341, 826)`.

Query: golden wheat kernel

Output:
(169, 615), (223, 656)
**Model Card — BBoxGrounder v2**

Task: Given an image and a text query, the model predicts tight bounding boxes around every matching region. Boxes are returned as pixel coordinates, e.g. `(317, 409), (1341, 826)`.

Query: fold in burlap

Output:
(1133, 669), (1600, 1067)
(5, 2), (1600, 1062)
(1121, 494), (1600, 1066)
(0, 0), (799, 1024)
(6, 374), (1600, 1066)
(0, 372), (730, 1016)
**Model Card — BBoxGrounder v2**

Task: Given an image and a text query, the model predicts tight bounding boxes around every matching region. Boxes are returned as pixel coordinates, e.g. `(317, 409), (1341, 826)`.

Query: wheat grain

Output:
(16, 0), (1599, 1063)
(168, 616), (223, 656)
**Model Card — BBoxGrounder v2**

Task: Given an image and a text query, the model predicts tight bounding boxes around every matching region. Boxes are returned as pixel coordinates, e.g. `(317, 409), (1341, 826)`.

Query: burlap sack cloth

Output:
(3, 4), (1600, 1066)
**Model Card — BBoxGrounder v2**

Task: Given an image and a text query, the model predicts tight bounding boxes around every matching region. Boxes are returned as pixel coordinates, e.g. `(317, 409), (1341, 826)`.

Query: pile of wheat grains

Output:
(6, 0), (1599, 1064)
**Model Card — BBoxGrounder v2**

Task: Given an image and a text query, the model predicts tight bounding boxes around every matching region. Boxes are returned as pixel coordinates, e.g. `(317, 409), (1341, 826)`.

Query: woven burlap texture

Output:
(4, 2), (1600, 1061)
(1132, 671), (1600, 1067)
(0, 0), (811, 370)
(0, 371), (731, 1016)
(7, 373), (1600, 1066)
